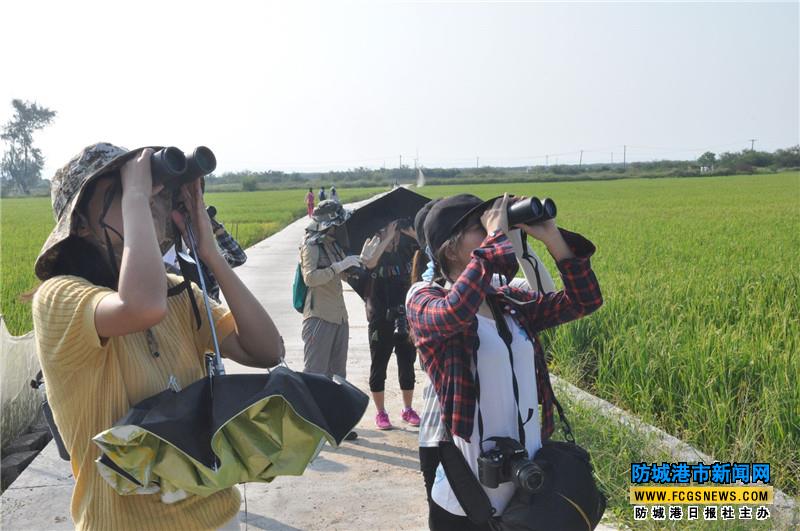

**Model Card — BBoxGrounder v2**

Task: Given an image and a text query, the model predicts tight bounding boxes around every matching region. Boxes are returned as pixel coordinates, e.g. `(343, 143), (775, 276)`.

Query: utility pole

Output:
(476, 156), (480, 168)
(749, 139), (757, 151)
(399, 154), (402, 168)
(611, 152), (614, 163)
(545, 155), (549, 167)
(579, 150), (584, 167)
(623, 145), (627, 170)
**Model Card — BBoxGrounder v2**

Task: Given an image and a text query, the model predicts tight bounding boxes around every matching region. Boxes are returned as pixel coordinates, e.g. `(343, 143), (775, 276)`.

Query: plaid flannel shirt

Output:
(200, 223), (247, 301)
(406, 229), (602, 442)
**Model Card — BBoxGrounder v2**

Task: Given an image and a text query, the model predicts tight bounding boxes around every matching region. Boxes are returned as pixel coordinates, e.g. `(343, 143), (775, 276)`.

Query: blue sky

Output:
(1, 1), (797, 175)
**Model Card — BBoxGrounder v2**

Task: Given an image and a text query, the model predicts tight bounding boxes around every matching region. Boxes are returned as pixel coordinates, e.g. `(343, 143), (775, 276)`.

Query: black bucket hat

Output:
(423, 194), (501, 255)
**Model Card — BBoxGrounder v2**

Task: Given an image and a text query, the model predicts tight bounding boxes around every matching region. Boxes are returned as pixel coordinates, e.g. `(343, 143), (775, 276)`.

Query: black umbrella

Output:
(94, 368), (368, 501)
(343, 187), (430, 254)
(92, 202), (368, 503)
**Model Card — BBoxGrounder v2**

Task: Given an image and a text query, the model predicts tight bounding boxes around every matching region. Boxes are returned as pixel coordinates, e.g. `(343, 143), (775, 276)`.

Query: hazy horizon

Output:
(1, 1), (797, 179)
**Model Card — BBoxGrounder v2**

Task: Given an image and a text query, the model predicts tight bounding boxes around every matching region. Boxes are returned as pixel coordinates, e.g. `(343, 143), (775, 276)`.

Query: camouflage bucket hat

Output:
(34, 142), (161, 280)
(306, 199), (351, 233)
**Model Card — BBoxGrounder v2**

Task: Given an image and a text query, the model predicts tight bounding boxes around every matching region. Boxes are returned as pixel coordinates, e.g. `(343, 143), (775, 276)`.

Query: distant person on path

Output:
(407, 193), (602, 529)
(350, 219), (420, 430)
(306, 187), (315, 217)
(318, 186), (326, 202)
(330, 185), (339, 203)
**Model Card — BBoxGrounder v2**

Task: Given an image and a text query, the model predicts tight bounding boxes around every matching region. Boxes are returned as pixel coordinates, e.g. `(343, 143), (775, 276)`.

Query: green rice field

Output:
(1, 172), (798, 499)
(427, 173), (800, 496)
(0, 187), (383, 337)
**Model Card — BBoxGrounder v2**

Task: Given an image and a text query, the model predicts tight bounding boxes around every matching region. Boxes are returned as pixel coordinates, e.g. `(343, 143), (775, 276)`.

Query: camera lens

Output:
(513, 460), (545, 494)
(393, 307), (409, 339)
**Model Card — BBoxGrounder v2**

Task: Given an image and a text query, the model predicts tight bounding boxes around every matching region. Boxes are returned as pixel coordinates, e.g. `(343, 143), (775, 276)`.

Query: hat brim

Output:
(34, 146), (162, 280)
(450, 195), (502, 236)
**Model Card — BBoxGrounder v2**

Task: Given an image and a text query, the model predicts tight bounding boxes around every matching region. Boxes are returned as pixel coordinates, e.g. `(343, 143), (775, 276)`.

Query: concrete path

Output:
(1, 195), (432, 531)
(1, 194), (620, 530)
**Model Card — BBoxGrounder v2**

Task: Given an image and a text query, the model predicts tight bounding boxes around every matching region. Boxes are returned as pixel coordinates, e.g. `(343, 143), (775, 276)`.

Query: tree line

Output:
(1, 98), (798, 195)
(211, 146), (799, 191)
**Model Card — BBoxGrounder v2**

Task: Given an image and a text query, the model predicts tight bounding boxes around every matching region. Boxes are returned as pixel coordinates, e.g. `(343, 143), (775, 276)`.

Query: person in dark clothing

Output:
(164, 206), (247, 302)
(352, 219), (421, 430)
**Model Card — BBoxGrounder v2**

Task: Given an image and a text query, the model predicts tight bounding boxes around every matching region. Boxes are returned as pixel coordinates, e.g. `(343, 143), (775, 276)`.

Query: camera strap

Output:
(475, 297), (534, 452)
(519, 232), (544, 294)
(173, 236), (203, 330)
(99, 179), (122, 283)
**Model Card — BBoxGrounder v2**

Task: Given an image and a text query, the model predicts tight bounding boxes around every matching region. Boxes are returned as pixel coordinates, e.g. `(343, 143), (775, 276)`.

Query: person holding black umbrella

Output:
(29, 144), (285, 531)
(350, 219), (421, 430)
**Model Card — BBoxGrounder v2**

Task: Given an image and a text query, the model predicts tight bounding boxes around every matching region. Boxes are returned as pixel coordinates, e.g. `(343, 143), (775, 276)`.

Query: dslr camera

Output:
(385, 305), (409, 339)
(477, 437), (545, 494)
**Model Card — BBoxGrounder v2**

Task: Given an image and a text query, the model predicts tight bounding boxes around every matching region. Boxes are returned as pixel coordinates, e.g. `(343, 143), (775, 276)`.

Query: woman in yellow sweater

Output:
(31, 143), (285, 530)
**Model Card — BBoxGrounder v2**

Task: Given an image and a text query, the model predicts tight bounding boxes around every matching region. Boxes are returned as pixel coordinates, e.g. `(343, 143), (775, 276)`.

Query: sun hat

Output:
(424, 194), (504, 256)
(34, 142), (160, 280)
(306, 199), (351, 233)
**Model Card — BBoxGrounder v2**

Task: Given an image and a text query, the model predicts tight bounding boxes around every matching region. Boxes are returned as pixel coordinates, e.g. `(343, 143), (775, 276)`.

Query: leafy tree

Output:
(698, 151), (716, 168)
(1, 99), (56, 194)
(738, 150), (773, 167)
(241, 175), (258, 191)
(773, 145), (800, 168)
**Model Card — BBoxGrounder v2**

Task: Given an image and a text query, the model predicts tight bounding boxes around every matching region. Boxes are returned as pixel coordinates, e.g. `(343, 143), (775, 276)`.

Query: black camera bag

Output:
(439, 404), (606, 531)
(500, 436), (607, 531)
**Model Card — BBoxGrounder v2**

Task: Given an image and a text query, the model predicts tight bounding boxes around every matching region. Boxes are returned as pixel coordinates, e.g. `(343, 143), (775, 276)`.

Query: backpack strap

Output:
(437, 440), (496, 525)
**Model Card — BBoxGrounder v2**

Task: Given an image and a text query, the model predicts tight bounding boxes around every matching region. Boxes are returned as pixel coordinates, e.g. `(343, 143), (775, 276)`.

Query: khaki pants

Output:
(302, 317), (349, 379)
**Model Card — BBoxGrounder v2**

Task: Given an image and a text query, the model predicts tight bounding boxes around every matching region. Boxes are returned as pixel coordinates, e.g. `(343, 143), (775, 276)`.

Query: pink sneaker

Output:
(375, 410), (393, 430)
(401, 407), (421, 427)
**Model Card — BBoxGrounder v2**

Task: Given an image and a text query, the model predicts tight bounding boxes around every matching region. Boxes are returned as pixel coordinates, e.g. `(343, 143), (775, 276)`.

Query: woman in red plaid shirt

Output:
(406, 193), (603, 530)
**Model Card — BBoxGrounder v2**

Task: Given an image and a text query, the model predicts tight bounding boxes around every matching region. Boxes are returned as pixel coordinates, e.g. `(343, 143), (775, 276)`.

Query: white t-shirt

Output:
(408, 277), (531, 449)
(163, 245), (178, 269)
(431, 313), (541, 517)
(406, 275), (528, 448)
(407, 281), (448, 447)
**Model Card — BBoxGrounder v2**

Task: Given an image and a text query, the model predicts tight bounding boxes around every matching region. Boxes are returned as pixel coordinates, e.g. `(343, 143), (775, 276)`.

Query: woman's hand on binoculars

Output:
(481, 194), (510, 235)
(171, 179), (218, 263)
(519, 217), (559, 242)
(120, 148), (164, 199)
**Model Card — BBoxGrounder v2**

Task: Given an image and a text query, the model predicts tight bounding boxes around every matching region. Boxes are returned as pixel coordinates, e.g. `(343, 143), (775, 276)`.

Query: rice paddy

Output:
(1, 172), (797, 497)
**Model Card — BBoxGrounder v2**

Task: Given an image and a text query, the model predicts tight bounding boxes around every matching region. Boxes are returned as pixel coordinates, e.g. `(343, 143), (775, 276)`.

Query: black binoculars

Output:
(150, 146), (216, 190)
(507, 196), (557, 227)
